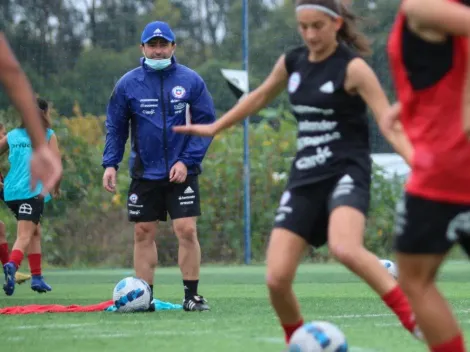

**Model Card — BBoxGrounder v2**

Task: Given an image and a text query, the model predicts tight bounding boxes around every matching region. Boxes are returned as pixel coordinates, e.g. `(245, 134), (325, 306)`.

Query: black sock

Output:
(183, 280), (198, 299)
(150, 284), (154, 298)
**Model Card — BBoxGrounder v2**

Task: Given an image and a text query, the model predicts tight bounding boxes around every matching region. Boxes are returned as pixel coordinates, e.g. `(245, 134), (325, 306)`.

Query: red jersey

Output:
(388, 2), (470, 204)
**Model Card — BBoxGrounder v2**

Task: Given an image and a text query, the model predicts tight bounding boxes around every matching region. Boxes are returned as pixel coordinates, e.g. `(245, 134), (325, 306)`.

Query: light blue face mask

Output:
(145, 55), (172, 70)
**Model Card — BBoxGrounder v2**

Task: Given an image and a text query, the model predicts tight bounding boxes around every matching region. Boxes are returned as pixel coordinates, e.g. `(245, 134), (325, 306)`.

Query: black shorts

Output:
(127, 175), (201, 222)
(273, 173), (370, 248)
(5, 197), (44, 225)
(394, 193), (470, 255)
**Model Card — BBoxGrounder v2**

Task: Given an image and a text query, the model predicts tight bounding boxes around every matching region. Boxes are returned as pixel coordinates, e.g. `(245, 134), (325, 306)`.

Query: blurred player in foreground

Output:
(387, 0), (470, 351)
(0, 32), (62, 200)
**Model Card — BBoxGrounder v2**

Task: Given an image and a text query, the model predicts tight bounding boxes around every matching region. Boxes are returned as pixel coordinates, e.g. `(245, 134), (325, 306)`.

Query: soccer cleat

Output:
(147, 298), (156, 312)
(31, 275), (52, 293)
(3, 262), (16, 296)
(183, 295), (210, 312)
(15, 272), (32, 285)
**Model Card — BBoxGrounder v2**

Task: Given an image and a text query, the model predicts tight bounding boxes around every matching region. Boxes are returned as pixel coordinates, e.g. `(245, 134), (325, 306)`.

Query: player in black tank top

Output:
(174, 0), (420, 346)
(284, 43), (371, 189)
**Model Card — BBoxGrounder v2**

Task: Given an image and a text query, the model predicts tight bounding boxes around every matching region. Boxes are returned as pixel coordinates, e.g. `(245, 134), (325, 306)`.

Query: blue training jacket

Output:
(102, 57), (216, 180)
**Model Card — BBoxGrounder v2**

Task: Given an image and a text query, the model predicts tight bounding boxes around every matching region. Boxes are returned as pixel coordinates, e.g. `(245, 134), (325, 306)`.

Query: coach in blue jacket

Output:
(102, 21), (215, 312)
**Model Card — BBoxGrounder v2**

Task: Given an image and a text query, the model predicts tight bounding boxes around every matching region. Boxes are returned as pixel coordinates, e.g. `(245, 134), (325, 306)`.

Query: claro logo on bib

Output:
(295, 147), (333, 170)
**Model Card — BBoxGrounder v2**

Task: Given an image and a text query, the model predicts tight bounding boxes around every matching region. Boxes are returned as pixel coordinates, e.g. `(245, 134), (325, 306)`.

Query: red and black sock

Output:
(28, 253), (42, 276)
(282, 319), (304, 344)
(431, 334), (465, 352)
(9, 249), (24, 269)
(382, 285), (416, 333)
(0, 243), (9, 266)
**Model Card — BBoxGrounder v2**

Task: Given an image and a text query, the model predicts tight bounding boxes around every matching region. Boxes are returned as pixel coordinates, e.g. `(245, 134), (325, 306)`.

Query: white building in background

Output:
(371, 153), (410, 181)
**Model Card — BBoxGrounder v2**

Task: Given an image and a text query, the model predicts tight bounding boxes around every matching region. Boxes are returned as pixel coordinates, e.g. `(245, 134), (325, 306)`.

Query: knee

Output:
(266, 269), (293, 294)
(134, 223), (155, 244)
(174, 221), (198, 245)
(17, 225), (35, 240)
(398, 273), (433, 299)
(329, 241), (362, 268)
(33, 226), (41, 238)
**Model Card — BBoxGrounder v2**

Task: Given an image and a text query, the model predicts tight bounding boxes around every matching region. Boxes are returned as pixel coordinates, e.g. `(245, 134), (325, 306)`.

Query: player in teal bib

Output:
(0, 123), (32, 285)
(4, 128), (54, 202)
(0, 98), (60, 296)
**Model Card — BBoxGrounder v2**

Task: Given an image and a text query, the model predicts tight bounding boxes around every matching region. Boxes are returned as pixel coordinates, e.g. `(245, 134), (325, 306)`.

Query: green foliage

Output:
(0, 0), (408, 266)
(1, 107), (405, 266)
(365, 166), (404, 257)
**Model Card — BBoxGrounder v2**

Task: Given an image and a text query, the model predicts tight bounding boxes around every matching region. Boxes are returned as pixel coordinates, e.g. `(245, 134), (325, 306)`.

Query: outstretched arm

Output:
(173, 55), (289, 136)
(0, 33), (46, 149)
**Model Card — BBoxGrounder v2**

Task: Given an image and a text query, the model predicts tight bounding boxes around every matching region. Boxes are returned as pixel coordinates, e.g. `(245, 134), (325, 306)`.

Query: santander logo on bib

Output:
(288, 72), (301, 93)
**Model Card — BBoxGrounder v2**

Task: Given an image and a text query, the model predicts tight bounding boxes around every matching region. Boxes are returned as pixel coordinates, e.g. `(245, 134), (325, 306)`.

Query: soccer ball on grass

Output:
(112, 277), (152, 313)
(287, 321), (348, 352)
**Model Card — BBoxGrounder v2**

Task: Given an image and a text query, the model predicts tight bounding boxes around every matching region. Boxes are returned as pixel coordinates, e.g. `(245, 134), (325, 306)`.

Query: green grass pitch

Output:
(1, 262), (469, 352)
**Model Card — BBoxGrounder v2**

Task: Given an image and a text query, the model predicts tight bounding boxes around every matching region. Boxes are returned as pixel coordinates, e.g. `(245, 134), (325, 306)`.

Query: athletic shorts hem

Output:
(127, 176), (201, 223)
(394, 245), (453, 255)
(393, 192), (470, 255)
(272, 174), (370, 249)
(5, 197), (44, 224)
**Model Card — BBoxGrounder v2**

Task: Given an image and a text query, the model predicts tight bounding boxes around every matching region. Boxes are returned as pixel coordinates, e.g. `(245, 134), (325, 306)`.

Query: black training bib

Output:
(284, 44), (371, 188)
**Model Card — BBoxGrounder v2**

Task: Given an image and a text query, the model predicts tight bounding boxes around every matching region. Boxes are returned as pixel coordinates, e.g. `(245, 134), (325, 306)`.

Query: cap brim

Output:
(142, 35), (174, 44)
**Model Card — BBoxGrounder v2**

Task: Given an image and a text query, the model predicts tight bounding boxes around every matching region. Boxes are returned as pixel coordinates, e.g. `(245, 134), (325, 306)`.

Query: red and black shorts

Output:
(394, 192), (470, 255)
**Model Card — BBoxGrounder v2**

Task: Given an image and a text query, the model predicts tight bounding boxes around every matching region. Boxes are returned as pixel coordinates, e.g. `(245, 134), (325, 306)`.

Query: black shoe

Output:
(183, 295), (210, 312)
(147, 298), (156, 312)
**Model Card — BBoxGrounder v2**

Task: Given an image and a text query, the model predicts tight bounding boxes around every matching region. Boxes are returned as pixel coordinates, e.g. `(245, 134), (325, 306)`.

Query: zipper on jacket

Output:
(160, 73), (169, 177)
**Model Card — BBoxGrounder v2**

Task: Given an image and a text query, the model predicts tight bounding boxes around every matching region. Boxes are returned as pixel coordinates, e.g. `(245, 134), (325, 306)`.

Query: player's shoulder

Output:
(337, 43), (361, 61)
(284, 45), (308, 73)
(7, 128), (21, 138)
(174, 63), (204, 82)
(285, 45), (308, 57)
(116, 66), (144, 88)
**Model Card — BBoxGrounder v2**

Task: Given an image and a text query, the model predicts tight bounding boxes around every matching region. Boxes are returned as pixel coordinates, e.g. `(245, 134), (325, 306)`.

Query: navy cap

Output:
(141, 21), (175, 44)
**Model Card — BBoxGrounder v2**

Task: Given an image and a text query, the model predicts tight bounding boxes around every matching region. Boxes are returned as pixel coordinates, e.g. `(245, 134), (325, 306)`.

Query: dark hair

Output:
(20, 97), (51, 130)
(295, 0), (372, 56)
(37, 97), (49, 113)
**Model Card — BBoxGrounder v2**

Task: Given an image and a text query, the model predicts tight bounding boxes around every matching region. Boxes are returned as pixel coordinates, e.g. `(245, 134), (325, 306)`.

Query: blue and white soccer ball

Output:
(288, 321), (348, 352)
(379, 259), (398, 280)
(112, 277), (152, 313)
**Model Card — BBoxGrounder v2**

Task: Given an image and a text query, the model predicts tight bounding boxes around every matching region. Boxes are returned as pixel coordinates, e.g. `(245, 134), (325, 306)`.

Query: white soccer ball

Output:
(112, 277), (152, 313)
(288, 321), (348, 352)
(380, 259), (398, 280)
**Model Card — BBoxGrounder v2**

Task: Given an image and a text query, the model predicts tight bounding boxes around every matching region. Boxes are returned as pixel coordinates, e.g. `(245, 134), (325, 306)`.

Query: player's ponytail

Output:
(295, 0), (372, 56)
(337, 1), (372, 56)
